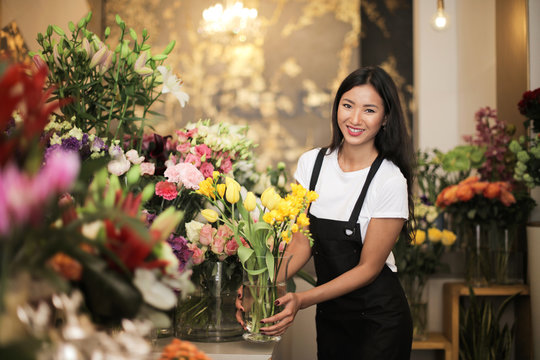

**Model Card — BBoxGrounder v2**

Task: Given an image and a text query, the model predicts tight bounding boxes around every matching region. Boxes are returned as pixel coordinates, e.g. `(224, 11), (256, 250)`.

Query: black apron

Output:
(308, 148), (412, 360)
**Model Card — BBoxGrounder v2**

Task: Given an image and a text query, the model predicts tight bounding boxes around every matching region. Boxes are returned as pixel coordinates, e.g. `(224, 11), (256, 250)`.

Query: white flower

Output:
(107, 152), (131, 176)
(125, 149), (145, 164)
(157, 65), (189, 107)
(133, 268), (177, 310)
(185, 220), (204, 243)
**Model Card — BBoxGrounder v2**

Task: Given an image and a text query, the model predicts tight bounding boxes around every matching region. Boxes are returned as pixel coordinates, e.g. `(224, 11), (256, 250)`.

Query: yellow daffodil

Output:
(427, 227), (442, 243)
(201, 209), (219, 223)
(413, 229), (426, 245)
(441, 229), (457, 246)
(225, 177), (240, 204)
(216, 183), (226, 198)
(244, 192), (256, 211)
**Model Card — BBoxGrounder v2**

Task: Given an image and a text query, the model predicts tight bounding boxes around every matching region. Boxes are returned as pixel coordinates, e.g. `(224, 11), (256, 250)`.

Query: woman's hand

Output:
(235, 286), (246, 329)
(259, 292), (302, 337)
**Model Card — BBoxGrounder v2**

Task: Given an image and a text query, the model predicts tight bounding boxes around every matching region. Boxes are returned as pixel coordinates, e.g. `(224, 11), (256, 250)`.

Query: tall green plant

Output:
(459, 288), (517, 360)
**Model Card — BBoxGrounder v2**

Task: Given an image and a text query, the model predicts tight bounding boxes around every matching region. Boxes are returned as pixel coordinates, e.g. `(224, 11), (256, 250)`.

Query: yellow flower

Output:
(212, 171), (220, 180)
(216, 183), (226, 198)
(201, 209), (219, 223)
(243, 191), (256, 211)
(261, 187), (281, 210)
(197, 178), (215, 199)
(306, 190), (319, 203)
(281, 231), (291, 243)
(263, 212), (275, 225)
(225, 177), (240, 204)
(427, 227), (442, 243)
(297, 213), (310, 228)
(441, 229), (457, 246)
(291, 223), (299, 233)
(413, 229), (426, 245)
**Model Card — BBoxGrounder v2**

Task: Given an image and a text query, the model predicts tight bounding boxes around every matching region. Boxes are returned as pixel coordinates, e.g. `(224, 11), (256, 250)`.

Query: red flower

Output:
(155, 181), (178, 200)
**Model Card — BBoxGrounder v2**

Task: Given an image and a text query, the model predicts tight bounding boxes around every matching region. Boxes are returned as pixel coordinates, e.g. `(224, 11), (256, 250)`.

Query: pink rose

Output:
(177, 162), (204, 190)
(211, 235), (225, 255)
(195, 144), (212, 159)
(199, 224), (215, 246)
(185, 153), (201, 168)
(199, 162), (215, 179)
(224, 239), (239, 256)
(188, 244), (205, 265)
(220, 157), (232, 173)
(155, 181), (178, 200)
(176, 142), (191, 155)
(216, 224), (234, 240)
(140, 162), (155, 176)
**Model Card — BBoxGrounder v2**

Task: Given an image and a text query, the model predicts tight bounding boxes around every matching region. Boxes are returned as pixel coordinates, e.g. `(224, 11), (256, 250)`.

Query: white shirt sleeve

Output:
(371, 175), (408, 220)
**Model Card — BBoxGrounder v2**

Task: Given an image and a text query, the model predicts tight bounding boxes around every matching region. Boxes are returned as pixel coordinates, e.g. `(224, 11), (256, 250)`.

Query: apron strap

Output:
(309, 147), (327, 191)
(344, 154), (384, 236)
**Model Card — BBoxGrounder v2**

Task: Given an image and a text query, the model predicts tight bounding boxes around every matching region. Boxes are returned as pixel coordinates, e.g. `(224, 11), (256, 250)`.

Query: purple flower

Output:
(90, 137), (107, 153)
(167, 234), (193, 272)
(61, 137), (82, 152)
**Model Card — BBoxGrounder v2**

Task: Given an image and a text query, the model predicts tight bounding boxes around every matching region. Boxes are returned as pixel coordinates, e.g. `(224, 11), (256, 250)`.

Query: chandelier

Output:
(198, 1), (260, 43)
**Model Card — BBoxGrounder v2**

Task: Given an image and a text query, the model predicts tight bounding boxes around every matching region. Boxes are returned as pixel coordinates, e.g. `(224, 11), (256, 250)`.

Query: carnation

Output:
(177, 162), (204, 190)
(155, 181), (178, 200)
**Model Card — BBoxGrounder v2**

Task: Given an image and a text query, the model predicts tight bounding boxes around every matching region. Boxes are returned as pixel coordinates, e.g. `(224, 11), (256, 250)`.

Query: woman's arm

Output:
(260, 217), (404, 336)
(277, 229), (313, 282)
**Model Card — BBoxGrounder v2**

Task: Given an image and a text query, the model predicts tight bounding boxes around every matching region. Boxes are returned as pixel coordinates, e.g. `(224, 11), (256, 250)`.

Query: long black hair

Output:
(328, 66), (415, 242)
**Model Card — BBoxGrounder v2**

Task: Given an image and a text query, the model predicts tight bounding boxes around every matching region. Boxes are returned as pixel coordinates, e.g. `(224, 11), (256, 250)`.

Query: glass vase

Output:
(400, 275), (428, 341)
(241, 255), (292, 343)
(462, 223), (490, 287)
(175, 260), (243, 342)
(490, 225), (523, 285)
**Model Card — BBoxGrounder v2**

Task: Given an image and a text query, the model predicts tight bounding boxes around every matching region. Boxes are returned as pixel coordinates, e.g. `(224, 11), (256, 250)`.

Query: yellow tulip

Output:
(217, 183), (226, 198)
(413, 229), (426, 245)
(261, 188), (281, 210)
(441, 229), (457, 246)
(225, 177), (240, 204)
(427, 227), (442, 243)
(201, 209), (219, 223)
(243, 191), (257, 211)
(261, 187), (275, 208)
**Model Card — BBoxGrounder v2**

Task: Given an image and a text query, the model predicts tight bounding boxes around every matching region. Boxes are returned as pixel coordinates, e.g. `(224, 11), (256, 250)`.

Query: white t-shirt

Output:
(294, 148), (409, 272)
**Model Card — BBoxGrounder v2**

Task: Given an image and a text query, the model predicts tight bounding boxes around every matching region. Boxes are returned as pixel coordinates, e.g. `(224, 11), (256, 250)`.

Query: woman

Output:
(259, 66), (415, 359)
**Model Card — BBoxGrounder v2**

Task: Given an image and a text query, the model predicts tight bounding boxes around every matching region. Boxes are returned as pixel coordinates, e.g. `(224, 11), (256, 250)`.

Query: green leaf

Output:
(266, 251), (275, 282)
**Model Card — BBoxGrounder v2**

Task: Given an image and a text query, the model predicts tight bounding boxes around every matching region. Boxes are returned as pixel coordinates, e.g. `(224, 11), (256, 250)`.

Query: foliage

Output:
(510, 135), (540, 188)
(463, 107), (516, 183)
(33, 12), (185, 142)
(459, 288), (517, 360)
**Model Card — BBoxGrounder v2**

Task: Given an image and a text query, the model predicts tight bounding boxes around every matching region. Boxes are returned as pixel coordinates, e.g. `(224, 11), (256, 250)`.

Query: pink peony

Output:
(199, 162), (215, 179)
(176, 142), (191, 155)
(195, 144), (212, 159)
(155, 181), (178, 200)
(199, 224), (215, 246)
(184, 153), (201, 168)
(220, 157), (232, 173)
(177, 162), (204, 190)
(224, 239), (239, 256)
(140, 162), (155, 176)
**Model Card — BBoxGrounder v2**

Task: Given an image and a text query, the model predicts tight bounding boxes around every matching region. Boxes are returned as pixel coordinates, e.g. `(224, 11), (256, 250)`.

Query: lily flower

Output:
(134, 52), (153, 77)
(157, 65), (189, 107)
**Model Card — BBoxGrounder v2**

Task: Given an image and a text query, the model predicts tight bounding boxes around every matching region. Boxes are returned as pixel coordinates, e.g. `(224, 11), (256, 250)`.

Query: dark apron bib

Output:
(308, 148), (412, 360)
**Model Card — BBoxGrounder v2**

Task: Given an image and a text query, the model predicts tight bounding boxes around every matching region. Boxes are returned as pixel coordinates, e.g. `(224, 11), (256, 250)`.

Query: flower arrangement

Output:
(518, 87), (540, 132)
(33, 12), (187, 142)
(196, 174), (317, 341)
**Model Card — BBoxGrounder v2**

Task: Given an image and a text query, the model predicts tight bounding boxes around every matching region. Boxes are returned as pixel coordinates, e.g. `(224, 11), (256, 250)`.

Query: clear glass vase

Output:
(175, 260), (243, 342)
(241, 255), (291, 343)
(400, 275), (428, 341)
(490, 225), (523, 285)
(462, 223), (490, 287)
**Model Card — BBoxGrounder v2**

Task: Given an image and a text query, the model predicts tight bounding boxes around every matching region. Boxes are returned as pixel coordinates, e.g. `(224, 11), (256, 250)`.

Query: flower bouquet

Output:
(196, 174), (318, 342)
(174, 221), (244, 342)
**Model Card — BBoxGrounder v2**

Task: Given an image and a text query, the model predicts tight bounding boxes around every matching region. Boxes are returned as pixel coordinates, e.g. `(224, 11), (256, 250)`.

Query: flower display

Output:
(518, 87), (540, 132)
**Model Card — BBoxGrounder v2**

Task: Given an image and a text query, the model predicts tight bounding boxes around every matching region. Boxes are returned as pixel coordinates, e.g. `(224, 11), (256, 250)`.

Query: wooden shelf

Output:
(442, 282), (531, 360)
(412, 332), (452, 360)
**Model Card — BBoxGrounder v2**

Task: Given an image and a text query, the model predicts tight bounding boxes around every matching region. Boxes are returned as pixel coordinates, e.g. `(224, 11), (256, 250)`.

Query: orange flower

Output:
(456, 184), (474, 202)
(460, 176), (479, 185)
(159, 338), (210, 360)
(48, 252), (82, 281)
(441, 185), (459, 206)
(470, 181), (488, 195)
(500, 189), (516, 206)
(483, 183), (501, 199)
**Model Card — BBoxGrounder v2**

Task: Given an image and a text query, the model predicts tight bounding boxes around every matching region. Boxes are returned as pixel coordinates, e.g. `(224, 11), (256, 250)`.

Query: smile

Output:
(347, 126), (364, 135)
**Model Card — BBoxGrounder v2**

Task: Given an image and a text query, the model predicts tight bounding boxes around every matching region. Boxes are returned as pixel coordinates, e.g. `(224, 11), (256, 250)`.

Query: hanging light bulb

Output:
(431, 0), (450, 31)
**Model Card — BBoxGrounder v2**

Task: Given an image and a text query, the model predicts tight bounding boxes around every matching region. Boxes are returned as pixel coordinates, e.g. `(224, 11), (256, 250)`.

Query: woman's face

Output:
(337, 84), (385, 150)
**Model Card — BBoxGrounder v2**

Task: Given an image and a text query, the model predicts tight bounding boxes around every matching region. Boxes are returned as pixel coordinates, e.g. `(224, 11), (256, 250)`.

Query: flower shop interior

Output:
(1, 0), (540, 359)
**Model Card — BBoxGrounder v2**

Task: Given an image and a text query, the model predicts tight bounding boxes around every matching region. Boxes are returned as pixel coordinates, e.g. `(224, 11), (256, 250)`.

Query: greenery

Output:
(460, 288), (517, 360)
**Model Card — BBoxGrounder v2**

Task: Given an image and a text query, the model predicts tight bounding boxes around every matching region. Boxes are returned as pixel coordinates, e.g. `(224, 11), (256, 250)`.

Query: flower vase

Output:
(490, 225), (523, 285)
(463, 223), (490, 286)
(242, 255), (292, 343)
(400, 275), (428, 341)
(175, 260), (243, 342)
